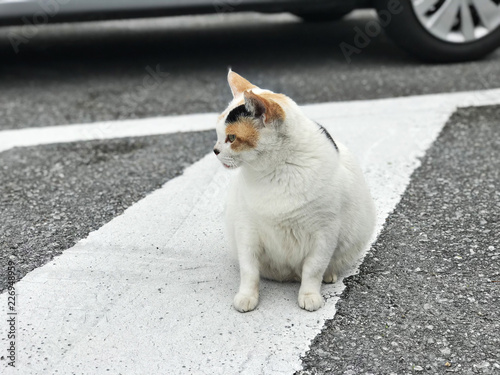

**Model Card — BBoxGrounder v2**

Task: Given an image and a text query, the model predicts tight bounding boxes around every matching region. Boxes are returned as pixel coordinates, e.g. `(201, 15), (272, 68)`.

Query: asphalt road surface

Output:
(1, 11), (500, 130)
(299, 105), (500, 375)
(0, 10), (499, 375)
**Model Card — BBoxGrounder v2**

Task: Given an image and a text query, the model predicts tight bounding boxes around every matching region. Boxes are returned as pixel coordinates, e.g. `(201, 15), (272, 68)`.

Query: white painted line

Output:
(1, 90), (500, 374)
(0, 112), (218, 154)
(1, 88), (500, 154)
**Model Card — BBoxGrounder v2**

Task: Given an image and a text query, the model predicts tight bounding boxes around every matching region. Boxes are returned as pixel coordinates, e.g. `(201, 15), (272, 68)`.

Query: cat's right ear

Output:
(228, 69), (256, 98)
(244, 90), (285, 127)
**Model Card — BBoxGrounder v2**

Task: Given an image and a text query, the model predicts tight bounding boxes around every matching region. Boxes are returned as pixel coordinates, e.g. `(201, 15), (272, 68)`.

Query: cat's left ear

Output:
(244, 90), (285, 126)
(228, 70), (257, 98)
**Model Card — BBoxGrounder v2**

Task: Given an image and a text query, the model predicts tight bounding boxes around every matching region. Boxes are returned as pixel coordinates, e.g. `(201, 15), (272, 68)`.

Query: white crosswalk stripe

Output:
(1, 90), (500, 374)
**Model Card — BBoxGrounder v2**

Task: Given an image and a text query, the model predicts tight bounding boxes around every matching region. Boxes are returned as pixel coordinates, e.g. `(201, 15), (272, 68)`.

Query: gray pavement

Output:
(1, 11), (500, 374)
(298, 105), (500, 374)
(0, 131), (215, 292)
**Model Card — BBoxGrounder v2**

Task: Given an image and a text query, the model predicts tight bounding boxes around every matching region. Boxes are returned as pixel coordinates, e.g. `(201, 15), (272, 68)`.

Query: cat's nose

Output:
(213, 148), (220, 155)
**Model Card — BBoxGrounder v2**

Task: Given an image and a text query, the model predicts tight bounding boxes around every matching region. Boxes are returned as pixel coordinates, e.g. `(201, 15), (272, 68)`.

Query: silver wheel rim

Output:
(411, 0), (500, 43)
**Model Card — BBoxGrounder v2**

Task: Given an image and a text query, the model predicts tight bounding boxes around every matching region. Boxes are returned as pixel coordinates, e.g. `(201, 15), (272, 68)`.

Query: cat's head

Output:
(213, 70), (290, 171)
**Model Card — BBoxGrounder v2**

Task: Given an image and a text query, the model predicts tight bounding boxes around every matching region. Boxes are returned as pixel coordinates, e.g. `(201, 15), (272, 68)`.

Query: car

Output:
(1, 0), (499, 62)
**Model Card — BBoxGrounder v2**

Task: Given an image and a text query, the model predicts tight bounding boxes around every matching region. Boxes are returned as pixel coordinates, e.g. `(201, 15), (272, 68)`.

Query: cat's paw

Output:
(322, 272), (338, 284)
(298, 292), (324, 311)
(233, 293), (259, 313)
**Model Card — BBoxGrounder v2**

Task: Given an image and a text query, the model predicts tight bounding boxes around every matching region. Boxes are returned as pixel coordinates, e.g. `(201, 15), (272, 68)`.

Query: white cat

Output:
(214, 70), (376, 312)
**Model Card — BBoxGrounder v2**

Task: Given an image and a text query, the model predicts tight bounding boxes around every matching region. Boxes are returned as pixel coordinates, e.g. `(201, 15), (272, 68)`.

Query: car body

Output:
(1, 0), (499, 62)
(0, 0), (367, 23)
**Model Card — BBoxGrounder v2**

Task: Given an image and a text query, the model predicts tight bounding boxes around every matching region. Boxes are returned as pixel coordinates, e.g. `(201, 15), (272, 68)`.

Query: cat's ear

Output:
(244, 90), (285, 126)
(228, 70), (257, 98)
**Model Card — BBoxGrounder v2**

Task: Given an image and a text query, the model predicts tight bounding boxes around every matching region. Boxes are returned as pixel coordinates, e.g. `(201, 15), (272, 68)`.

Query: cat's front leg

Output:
(233, 232), (261, 313)
(298, 235), (336, 311)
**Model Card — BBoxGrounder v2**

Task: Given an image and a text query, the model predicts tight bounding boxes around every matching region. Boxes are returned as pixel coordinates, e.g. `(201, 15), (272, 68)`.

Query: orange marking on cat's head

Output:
(259, 92), (288, 107)
(225, 118), (260, 152)
(228, 70), (257, 98)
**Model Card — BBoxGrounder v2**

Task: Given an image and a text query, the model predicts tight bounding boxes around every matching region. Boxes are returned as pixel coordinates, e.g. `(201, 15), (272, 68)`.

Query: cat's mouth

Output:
(223, 163), (235, 169)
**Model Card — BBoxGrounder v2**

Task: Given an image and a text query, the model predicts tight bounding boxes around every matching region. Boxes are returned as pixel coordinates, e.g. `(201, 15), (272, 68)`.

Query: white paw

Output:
(233, 292), (259, 313)
(322, 272), (338, 284)
(298, 292), (324, 311)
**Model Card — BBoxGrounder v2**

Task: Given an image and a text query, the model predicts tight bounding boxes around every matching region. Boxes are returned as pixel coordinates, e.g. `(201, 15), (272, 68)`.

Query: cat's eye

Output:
(227, 134), (236, 143)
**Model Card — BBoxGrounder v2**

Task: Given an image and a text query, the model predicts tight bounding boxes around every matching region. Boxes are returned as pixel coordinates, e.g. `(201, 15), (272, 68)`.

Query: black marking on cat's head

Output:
(225, 104), (252, 124)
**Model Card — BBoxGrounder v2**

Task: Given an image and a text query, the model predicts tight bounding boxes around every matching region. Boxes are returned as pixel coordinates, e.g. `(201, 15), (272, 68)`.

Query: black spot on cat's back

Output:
(317, 123), (338, 151)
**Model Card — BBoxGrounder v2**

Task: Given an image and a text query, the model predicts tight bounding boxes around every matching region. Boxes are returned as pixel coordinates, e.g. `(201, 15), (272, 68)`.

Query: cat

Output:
(213, 70), (376, 312)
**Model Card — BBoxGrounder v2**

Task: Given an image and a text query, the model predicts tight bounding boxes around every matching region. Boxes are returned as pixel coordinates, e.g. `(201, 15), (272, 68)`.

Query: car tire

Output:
(293, 9), (352, 23)
(374, 0), (500, 62)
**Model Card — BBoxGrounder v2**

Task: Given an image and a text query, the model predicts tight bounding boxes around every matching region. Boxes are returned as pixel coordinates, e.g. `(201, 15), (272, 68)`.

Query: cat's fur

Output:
(214, 71), (376, 312)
